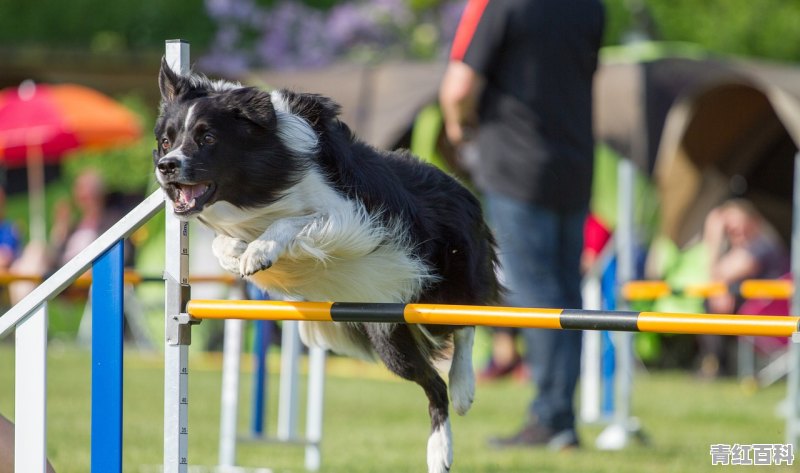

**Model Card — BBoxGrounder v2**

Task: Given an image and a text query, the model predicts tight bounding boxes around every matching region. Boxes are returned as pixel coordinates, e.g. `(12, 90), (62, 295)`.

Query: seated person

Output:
(704, 199), (789, 313)
(699, 199), (789, 377)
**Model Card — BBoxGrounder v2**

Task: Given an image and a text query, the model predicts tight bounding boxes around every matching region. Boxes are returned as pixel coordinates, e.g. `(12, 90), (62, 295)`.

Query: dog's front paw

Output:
(239, 239), (283, 276)
(212, 235), (248, 275)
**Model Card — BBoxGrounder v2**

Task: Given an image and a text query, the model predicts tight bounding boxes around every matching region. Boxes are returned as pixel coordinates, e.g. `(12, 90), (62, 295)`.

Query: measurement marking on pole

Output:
(179, 364), (189, 469)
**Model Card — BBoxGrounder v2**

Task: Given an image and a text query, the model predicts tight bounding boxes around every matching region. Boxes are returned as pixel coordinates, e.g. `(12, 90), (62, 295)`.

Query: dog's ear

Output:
(278, 90), (341, 128)
(158, 56), (189, 103)
(224, 88), (276, 129)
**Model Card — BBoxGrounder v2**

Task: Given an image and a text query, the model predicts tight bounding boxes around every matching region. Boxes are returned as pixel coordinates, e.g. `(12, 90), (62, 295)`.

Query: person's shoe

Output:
(548, 429), (580, 451)
(478, 356), (522, 382)
(489, 423), (579, 451)
(695, 354), (720, 380)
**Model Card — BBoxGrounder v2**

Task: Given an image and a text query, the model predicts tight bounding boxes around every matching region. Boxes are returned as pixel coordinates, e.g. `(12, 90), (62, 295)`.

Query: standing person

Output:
(440, 0), (604, 449)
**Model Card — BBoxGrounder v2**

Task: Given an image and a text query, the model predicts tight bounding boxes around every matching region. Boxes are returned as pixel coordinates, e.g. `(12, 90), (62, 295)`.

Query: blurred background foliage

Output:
(0, 0), (216, 53)
(1, 0), (799, 234)
(0, 0), (799, 64)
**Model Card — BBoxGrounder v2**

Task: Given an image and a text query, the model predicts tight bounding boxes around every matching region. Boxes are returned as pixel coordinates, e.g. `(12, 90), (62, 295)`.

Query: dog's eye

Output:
(161, 138), (171, 151)
(202, 133), (216, 146)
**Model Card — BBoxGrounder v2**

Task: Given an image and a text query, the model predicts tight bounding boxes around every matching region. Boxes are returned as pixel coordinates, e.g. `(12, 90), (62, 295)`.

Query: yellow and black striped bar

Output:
(186, 300), (800, 337)
(623, 279), (794, 301)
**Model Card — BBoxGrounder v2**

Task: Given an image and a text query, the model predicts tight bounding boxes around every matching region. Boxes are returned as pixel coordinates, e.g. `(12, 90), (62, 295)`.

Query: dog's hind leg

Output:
(368, 324), (452, 473)
(448, 326), (475, 416)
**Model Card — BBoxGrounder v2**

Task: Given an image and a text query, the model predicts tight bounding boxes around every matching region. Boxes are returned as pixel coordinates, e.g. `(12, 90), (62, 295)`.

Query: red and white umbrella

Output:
(0, 80), (142, 242)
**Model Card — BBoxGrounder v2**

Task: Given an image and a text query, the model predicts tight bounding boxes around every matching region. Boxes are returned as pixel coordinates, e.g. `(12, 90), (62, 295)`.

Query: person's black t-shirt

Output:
(452, 0), (605, 211)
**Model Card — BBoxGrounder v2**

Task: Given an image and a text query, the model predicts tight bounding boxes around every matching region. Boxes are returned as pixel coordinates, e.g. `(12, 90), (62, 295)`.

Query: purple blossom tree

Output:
(200, 0), (466, 74)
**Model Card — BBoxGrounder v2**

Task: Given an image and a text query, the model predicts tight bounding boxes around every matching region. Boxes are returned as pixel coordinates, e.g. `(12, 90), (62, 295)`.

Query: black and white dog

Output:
(154, 60), (500, 473)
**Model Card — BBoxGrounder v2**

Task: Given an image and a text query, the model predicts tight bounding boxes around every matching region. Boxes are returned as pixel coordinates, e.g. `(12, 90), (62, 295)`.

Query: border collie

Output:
(154, 59), (500, 473)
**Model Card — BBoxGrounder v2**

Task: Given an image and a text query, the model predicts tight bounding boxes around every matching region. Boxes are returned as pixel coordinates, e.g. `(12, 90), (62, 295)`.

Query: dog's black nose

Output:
(157, 156), (180, 175)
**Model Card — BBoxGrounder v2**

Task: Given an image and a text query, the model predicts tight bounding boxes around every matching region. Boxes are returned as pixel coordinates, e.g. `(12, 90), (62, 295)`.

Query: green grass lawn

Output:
(0, 343), (793, 472)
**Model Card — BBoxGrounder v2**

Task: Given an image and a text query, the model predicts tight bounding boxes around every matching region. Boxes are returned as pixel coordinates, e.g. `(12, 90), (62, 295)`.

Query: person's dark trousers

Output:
(485, 192), (585, 440)
(524, 328), (583, 433)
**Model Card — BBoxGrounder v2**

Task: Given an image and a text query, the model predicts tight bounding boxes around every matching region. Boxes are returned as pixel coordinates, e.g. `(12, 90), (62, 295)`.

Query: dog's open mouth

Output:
(168, 182), (216, 215)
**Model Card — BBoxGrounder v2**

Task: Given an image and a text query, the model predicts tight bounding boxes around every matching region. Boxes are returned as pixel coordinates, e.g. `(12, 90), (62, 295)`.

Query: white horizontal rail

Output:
(0, 189), (165, 338)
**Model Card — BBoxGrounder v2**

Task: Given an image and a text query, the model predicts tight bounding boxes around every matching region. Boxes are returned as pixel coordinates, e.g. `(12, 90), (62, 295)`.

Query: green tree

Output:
(607, 0), (800, 61)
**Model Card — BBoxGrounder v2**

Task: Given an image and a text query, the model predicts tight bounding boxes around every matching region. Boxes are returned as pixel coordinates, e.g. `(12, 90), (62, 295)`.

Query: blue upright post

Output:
(246, 283), (271, 438)
(91, 240), (125, 473)
(251, 320), (271, 437)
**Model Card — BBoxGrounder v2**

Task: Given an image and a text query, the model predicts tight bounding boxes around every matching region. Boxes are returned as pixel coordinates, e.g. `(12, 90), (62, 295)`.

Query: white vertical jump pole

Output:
(304, 346), (326, 471)
(218, 318), (244, 467)
(277, 321), (301, 440)
(580, 275), (603, 424)
(597, 157), (637, 449)
(15, 303), (47, 472)
(615, 157), (636, 444)
(786, 151), (800, 449)
(163, 39), (192, 473)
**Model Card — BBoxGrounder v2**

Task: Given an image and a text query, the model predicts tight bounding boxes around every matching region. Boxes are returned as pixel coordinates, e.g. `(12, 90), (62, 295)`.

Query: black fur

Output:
(277, 88), (500, 307)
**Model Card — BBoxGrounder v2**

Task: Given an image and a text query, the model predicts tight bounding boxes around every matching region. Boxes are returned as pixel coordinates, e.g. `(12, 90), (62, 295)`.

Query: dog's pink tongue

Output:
(176, 184), (206, 204)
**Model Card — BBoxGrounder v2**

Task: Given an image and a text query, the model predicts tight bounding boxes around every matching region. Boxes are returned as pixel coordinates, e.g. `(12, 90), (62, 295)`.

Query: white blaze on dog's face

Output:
(153, 59), (318, 220)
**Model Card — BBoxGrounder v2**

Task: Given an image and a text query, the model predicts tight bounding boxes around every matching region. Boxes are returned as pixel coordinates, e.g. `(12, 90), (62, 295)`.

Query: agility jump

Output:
(3, 39), (800, 473)
(186, 299), (800, 338)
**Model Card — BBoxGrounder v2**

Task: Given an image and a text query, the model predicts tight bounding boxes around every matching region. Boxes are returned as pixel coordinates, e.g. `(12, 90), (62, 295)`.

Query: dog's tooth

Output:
(189, 198), (196, 208)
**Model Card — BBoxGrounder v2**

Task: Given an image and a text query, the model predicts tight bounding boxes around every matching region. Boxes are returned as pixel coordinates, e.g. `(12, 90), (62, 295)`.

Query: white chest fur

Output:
(199, 169), (435, 303)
